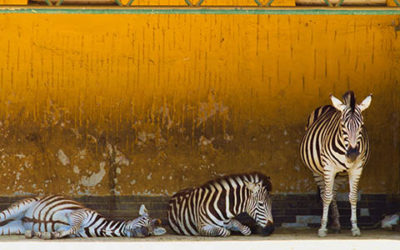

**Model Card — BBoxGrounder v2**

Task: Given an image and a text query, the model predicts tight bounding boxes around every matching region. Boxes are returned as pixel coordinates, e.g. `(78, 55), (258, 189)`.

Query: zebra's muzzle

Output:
(260, 221), (274, 236)
(346, 147), (360, 162)
(130, 226), (149, 237)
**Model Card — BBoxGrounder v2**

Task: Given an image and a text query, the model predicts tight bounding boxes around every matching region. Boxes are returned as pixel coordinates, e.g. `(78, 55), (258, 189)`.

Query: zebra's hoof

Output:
(221, 230), (231, 237)
(51, 232), (61, 239)
(240, 226), (251, 236)
(24, 230), (34, 239)
(330, 222), (341, 234)
(41, 232), (52, 240)
(318, 228), (327, 237)
(351, 227), (361, 237)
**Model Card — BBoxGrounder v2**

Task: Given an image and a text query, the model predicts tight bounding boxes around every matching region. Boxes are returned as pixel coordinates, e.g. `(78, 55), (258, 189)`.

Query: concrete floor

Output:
(0, 228), (398, 250)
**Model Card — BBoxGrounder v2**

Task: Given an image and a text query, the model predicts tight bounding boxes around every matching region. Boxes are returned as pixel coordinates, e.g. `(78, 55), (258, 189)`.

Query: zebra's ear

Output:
(330, 94), (346, 112)
(139, 204), (148, 216)
(359, 94), (372, 112)
(244, 181), (262, 193)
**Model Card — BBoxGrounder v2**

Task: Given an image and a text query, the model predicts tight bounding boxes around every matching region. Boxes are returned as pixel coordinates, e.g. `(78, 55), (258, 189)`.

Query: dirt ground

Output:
(0, 228), (400, 247)
(0, 228), (398, 241)
(0, 228), (398, 250)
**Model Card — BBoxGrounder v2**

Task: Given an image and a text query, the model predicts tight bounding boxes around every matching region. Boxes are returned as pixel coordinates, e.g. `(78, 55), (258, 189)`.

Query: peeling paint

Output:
(224, 133), (233, 142)
(197, 96), (229, 127)
(57, 149), (70, 166)
(138, 131), (155, 143)
(199, 136), (213, 146)
(71, 128), (81, 139)
(114, 149), (130, 166)
(80, 163), (106, 187)
(73, 165), (80, 174)
(15, 154), (25, 159)
(77, 149), (87, 160)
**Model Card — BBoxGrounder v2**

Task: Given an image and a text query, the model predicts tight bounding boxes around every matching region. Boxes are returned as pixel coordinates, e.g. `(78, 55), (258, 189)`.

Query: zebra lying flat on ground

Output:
(0, 195), (166, 239)
(300, 91), (372, 237)
(168, 172), (274, 237)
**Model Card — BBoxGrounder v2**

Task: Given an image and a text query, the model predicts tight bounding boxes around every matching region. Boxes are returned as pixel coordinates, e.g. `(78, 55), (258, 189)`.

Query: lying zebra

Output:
(168, 172), (274, 237)
(0, 195), (166, 239)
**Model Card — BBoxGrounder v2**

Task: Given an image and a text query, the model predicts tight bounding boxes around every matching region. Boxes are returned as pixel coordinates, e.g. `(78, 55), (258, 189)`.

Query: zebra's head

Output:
(244, 179), (274, 235)
(331, 91), (372, 163)
(125, 204), (167, 237)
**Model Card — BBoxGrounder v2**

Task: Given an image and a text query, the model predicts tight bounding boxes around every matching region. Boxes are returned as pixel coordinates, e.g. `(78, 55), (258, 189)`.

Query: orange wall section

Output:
(0, 13), (399, 196)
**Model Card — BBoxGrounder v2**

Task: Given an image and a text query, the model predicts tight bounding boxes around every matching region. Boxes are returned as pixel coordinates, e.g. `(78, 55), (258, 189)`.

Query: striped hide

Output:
(168, 172), (274, 237)
(0, 195), (166, 239)
(300, 91), (372, 237)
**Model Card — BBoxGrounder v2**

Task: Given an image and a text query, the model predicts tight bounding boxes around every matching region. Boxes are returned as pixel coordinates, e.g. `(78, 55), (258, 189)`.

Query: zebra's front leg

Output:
(199, 224), (231, 237)
(348, 168), (363, 237)
(225, 219), (251, 236)
(318, 168), (336, 237)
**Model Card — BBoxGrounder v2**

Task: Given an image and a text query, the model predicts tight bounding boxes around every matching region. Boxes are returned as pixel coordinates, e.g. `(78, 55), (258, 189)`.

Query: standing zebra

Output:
(0, 195), (166, 239)
(168, 172), (274, 237)
(300, 91), (372, 237)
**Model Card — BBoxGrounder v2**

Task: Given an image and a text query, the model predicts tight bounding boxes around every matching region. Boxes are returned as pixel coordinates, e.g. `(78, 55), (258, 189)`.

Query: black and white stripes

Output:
(167, 172), (274, 237)
(300, 91), (372, 237)
(0, 195), (166, 239)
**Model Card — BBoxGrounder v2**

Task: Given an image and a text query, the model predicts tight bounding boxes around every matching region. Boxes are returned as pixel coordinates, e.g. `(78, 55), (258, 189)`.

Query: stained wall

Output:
(0, 13), (399, 196)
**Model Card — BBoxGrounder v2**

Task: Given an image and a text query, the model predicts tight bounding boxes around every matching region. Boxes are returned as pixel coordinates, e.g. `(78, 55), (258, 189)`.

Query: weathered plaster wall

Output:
(0, 13), (399, 196)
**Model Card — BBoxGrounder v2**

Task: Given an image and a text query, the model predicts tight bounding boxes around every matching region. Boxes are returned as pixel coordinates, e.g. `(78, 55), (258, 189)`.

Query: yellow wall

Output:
(0, 13), (399, 196)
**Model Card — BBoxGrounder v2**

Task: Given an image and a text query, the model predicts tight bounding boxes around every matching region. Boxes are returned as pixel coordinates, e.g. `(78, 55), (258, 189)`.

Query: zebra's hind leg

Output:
(0, 198), (38, 222)
(199, 224), (231, 237)
(50, 210), (86, 239)
(225, 219), (251, 236)
(0, 220), (25, 236)
(330, 198), (340, 233)
(330, 176), (346, 233)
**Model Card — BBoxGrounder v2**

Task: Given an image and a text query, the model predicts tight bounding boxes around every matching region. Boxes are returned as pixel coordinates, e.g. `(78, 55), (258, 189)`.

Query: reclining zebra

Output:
(168, 172), (274, 237)
(0, 195), (166, 239)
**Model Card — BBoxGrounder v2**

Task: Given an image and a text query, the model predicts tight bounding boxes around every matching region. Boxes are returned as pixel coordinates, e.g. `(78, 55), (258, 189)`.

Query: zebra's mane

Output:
(343, 91), (356, 111)
(305, 105), (336, 130)
(174, 172), (272, 196)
